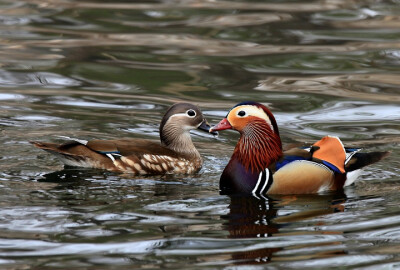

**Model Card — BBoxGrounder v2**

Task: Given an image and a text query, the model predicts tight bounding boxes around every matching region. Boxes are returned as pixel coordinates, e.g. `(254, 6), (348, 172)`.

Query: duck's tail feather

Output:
(30, 140), (83, 155)
(345, 151), (389, 172)
(30, 141), (103, 168)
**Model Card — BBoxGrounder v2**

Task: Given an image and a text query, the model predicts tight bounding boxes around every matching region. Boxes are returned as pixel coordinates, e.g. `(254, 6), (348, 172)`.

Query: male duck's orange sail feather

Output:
(312, 136), (346, 173)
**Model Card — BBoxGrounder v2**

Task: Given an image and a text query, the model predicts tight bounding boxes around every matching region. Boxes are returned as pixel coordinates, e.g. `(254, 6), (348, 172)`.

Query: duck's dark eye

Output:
(238, 110), (246, 117)
(187, 109), (196, 117)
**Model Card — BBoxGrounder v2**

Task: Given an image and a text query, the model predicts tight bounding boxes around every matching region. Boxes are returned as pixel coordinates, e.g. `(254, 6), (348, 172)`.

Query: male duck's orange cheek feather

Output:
(229, 116), (266, 132)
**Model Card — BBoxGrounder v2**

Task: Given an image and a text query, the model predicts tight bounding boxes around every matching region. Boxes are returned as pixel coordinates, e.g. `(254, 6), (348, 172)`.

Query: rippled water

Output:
(1, 0), (400, 268)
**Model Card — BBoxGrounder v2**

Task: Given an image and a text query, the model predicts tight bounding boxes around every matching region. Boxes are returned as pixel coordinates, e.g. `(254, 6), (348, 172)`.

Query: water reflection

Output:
(257, 74), (400, 103)
(0, 70), (80, 87)
(222, 193), (346, 264)
(121, 12), (293, 28)
(0, 0), (399, 268)
(11, 32), (400, 57)
(330, 16), (400, 29)
(23, 0), (351, 12)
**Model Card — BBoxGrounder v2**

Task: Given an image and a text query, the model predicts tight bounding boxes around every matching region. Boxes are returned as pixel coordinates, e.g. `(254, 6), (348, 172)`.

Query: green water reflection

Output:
(0, 0), (399, 268)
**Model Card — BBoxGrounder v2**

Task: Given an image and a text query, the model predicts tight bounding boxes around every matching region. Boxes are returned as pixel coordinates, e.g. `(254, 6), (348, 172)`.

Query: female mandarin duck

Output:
(31, 103), (217, 175)
(210, 101), (388, 196)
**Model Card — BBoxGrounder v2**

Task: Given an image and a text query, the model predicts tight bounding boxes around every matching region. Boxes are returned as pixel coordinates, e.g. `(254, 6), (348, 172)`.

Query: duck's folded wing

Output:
(86, 139), (179, 158)
(32, 138), (187, 173)
(273, 148), (312, 171)
(87, 139), (195, 174)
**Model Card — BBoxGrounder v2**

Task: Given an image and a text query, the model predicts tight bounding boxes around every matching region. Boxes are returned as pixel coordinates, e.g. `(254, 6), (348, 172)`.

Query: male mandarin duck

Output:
(210, 101), (389, 196)
(31, 103), (217, 175)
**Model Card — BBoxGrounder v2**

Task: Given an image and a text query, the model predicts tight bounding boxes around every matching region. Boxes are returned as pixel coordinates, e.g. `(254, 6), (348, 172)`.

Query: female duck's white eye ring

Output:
(186, 109), (196, 117)
(237, 110), (246, 117)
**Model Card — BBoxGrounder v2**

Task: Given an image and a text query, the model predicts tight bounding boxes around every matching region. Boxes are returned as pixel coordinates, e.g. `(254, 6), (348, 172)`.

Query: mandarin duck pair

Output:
(32, 102), (388, 196)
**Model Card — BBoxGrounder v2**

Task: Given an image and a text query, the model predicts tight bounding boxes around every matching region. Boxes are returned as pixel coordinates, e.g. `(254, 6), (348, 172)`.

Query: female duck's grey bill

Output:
(198, 120), (218, 136)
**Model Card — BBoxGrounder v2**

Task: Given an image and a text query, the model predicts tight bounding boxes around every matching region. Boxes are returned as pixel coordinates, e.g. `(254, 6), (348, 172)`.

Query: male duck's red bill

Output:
(31, 103), (217, 175)
(210, 101), (389, 196)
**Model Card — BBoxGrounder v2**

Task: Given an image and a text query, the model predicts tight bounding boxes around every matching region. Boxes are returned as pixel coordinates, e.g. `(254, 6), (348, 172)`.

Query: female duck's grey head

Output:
(159, 103), (216, 153)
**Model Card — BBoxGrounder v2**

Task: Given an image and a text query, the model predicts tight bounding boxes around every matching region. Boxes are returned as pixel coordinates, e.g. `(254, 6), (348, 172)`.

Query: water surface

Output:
(0, 0), (400, 269)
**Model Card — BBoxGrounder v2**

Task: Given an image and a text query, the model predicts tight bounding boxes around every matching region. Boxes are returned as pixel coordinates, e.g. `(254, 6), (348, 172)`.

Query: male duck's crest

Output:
(31, 103), (217, 175)
(211, 101), (389, 196)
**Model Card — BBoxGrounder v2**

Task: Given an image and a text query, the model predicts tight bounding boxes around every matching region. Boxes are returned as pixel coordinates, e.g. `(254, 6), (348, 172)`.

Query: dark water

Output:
(1, 0), (400, 268)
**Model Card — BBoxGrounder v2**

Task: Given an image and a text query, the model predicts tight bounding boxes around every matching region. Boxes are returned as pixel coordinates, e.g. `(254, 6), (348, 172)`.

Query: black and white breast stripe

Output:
(252, 168), (273, 199)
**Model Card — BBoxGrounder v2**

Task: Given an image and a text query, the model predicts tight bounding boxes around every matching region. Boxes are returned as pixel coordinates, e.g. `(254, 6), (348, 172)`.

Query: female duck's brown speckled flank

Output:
(210, 101), (389, 196)
(31, 103), (217, 175)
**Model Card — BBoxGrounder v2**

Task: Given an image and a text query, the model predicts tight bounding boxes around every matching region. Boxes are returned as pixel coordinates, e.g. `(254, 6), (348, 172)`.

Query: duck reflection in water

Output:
(221, 192), (346, 264)
(39, 167), (107, 183)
